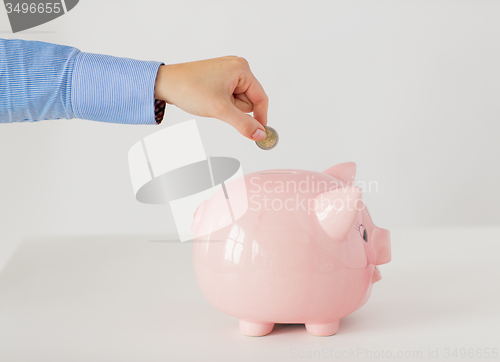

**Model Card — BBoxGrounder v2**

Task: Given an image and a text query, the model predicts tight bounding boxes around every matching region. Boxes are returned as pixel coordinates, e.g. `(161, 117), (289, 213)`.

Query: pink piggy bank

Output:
(192, 162), (391, 336)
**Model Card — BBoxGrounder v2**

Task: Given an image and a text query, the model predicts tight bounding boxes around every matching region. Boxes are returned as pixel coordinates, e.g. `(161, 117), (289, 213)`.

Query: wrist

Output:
(155, 64), (174, 104)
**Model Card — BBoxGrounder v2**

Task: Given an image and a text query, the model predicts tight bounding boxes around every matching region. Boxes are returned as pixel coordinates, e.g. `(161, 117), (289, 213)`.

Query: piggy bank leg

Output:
(239, 320), (275, 337)
(305, 321), (340, 336)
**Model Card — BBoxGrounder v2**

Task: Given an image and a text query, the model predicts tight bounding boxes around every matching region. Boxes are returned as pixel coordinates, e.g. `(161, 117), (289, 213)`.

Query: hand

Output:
(154, 56), (268, 141)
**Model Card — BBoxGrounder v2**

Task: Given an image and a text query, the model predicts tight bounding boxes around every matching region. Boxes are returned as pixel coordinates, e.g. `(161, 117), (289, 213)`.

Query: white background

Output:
(1, 0), (500, 270)
(1, 2), (500, 361)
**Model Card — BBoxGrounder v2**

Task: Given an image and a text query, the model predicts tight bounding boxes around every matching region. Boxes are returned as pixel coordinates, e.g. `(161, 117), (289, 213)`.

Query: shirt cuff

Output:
(154, 99), (166, 124)
(71, 52), (164, 125)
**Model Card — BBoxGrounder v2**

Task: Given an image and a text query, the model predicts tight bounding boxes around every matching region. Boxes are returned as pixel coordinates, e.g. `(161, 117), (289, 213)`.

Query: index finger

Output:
(243, 75), (268, 127)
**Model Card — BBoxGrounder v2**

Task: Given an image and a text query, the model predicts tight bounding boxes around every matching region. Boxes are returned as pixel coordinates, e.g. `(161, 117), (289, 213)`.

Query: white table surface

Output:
(0, 227), (499, 362)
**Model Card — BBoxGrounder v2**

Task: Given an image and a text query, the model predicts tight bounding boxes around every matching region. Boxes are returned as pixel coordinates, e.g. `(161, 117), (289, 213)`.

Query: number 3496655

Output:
(5, 3), (62, 14)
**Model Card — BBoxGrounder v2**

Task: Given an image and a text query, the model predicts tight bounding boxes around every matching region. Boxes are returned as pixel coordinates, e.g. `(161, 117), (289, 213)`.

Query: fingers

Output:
(242, 75), (268, 127)
(231, 58), (269, 127)
(216, 101), (267, 141)
(232, 93), (253, 113)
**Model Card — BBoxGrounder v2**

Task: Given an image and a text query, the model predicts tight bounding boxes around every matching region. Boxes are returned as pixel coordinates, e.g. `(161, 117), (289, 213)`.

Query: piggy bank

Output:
(192, 162), (391, 336)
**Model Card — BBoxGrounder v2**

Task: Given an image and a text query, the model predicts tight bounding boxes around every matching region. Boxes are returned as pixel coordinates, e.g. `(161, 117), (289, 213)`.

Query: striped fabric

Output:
(0, 38), (165, 125)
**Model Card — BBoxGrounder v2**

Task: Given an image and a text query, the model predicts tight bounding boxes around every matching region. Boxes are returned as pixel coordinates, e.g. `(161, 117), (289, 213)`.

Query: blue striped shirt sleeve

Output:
(0, 38), (164, 125)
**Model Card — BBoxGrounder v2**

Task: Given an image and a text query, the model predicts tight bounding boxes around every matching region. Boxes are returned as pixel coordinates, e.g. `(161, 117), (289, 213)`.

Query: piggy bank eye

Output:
(357, 224), (368, 242)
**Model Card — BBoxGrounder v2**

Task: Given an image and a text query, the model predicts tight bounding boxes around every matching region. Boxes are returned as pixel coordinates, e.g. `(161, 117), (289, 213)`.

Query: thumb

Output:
(216, 102), (267, 141)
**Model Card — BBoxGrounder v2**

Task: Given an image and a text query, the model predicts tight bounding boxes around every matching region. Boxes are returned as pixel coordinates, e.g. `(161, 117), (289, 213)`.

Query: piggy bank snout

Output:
(372, 228), (391, 265)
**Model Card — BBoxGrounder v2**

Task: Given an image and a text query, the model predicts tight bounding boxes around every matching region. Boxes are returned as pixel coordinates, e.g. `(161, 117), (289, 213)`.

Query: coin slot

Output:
(260, 171), (297, 174)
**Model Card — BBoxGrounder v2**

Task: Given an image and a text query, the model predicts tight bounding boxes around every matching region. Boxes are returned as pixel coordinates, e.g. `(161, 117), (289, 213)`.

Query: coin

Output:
(255, 126), (279, 150)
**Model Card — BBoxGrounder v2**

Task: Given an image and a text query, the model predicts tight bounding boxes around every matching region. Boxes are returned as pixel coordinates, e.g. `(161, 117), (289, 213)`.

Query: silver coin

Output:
(256, 126), (279, 150)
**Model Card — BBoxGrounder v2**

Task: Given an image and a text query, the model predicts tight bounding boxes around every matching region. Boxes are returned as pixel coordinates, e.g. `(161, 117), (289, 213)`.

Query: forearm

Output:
(71, 51), (163, 125)
(0, 38), (78, 123)
(0, 38), (164, 125)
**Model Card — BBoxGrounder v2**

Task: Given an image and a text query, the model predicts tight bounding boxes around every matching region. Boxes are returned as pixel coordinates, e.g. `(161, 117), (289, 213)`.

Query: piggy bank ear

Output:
(322, 162), (357, 185)
(314, 186), (362, 241)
